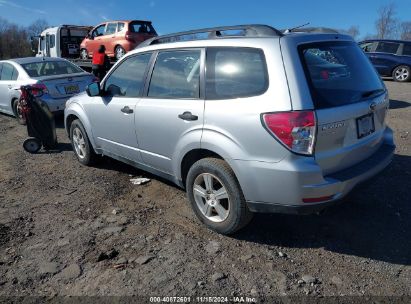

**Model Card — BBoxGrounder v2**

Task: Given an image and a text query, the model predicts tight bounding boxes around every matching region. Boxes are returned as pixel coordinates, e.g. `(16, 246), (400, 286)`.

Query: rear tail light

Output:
(125, 31), (135, 42)
(21, 83), (48, 98)
(262, 111), (316, 155)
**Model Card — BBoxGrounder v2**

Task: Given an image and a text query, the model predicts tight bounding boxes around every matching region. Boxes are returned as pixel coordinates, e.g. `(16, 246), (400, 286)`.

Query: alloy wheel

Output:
(395, 68), (409, 81)
(193, 173), (230, 223)
(72, 127), (87, 159)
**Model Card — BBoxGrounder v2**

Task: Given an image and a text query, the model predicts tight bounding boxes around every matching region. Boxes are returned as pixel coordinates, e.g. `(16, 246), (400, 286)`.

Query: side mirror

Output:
(87, 33), (94, 40)
(86, 82), (101, 97)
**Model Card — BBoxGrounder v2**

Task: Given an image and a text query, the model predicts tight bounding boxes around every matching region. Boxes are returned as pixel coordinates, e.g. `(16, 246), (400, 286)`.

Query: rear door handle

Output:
(121, 106), (133, 114)
(178, 111), (198, 121)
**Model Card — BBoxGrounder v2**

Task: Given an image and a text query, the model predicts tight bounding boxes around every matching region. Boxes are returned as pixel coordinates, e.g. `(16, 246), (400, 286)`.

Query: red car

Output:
(80, 20), (157, 60)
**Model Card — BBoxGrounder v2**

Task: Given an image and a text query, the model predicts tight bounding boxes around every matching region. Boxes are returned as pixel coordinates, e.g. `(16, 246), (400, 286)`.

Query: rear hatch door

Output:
(299, 41), (389, 175)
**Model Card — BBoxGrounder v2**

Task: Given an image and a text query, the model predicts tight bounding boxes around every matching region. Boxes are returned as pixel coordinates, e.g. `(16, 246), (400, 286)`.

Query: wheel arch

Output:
(65, 106), (97, 151)
(180, 149), (223, 186)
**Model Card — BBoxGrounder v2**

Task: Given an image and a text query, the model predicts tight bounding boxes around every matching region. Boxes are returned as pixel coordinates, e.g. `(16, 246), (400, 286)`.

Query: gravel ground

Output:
(0, 81), (410, 300)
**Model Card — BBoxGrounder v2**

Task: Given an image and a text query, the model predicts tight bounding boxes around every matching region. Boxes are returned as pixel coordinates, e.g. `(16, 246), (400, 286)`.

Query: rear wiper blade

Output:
(361, 89), (385, 99)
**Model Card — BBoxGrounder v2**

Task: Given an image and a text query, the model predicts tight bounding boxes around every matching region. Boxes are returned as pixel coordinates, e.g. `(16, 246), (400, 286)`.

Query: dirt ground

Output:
(0, 81), (410, 300)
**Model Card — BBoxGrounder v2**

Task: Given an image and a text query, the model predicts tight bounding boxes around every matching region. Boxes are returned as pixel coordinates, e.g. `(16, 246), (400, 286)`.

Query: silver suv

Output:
(64, 25), (395, 234)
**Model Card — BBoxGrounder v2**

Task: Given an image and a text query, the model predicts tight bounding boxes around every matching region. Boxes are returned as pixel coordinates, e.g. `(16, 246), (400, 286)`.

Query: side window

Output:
(0, 63), (3, 80)
(0, 63), (15, 81)
(93, 25), (105, 38)
(11, 66), (18, 80)
(403, 44), (411, 56)
(375, 42), (400, 54)
(206, 48), (268, 99)
(118, 23), (125, 32)
(148, 50), (201, 99)
(359, 42), (374, 53)
(50, 34), (55, 48)
(104, 53), (152, 97)
(105, 23), (117, 35)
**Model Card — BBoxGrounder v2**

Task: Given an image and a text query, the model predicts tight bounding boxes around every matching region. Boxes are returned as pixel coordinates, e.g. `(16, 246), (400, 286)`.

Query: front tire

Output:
(13, 99), (26, 125)
(70, 119), (97, 165)
(392, 65), (411, 82)
(186, 158), (253, 235)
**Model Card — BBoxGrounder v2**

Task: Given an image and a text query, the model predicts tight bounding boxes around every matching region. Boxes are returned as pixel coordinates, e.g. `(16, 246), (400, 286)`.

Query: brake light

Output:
(125, 31), (135, 42)
(30, 84), (48, 97)
(262, 111), (316, 155)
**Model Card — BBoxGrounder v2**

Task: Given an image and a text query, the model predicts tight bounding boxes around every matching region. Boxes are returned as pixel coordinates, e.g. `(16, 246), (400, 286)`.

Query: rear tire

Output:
(12, 99), (26, 125)
(115, 46), (126, 60)
(23, 138), (41, 154)
(186, 158), (253, 235)
(70, 119), (97, 166)
(392, 65), (411, 82)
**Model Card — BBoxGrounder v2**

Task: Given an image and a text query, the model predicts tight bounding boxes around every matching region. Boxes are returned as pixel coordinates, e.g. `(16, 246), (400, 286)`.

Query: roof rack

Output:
(284, 27), (340, 34)
(138, 24), (283, 48)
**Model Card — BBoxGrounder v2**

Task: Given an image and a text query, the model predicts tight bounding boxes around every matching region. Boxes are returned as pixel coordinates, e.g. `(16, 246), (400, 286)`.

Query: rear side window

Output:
(403, 44), (411, 56)
(148, 50), (201, 99)
(105, 23), (117, 35)
(104, 53), (152, 97)
(299, 41), (384, 109)
(375, 42), (400, 54)
(0, 63), (16, 81)
(206, 47), (268, 100)
(118, 23), (125, 32)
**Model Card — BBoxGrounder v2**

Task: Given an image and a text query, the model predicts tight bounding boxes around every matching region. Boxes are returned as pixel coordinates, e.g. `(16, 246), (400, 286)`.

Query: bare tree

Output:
(26, 19), (49, 39)
(375, 3), (398, 39)
(399, 21), (411, 40)
(340, 25), (360, 40)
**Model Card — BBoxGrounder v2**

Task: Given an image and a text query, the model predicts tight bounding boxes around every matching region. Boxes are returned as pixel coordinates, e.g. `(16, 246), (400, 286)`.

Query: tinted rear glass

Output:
(403, 44), (411, 56)
(206, 47), (268, 100)
(129, 22), (156, 35)
(22, 61), (83, 77)
(299, 41), (384, 109)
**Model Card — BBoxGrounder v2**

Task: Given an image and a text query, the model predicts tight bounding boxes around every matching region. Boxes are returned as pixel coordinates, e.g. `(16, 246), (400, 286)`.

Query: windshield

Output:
(22, 60), (83, 78)
(299, 41), (384, 109)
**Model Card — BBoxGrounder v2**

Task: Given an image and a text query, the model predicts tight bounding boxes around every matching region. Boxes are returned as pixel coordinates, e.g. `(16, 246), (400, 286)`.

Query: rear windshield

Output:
(129, 22), (157, 35)
(299, 41), (384, 109)
(22, 61), (83, 78)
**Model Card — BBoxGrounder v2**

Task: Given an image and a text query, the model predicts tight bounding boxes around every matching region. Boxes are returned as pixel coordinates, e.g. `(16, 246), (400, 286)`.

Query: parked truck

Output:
(33, 25), (113, 70)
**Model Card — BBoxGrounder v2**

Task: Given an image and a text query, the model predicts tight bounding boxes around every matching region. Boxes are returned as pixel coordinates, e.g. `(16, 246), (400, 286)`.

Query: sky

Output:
(0, 0), (410, 38)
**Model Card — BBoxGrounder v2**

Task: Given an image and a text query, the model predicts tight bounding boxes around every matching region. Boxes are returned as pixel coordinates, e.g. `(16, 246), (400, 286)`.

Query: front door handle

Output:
(178, 111), (198, 121)
(121, 106), (133, 114)
(7, 85), (12, 89)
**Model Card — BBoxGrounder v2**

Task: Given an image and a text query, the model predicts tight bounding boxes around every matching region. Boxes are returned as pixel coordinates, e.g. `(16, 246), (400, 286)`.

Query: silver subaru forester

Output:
(64, 25), (395, 234)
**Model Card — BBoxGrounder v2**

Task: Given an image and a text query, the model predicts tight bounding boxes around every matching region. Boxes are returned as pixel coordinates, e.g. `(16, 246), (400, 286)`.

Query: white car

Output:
(0, 57), (95, 123)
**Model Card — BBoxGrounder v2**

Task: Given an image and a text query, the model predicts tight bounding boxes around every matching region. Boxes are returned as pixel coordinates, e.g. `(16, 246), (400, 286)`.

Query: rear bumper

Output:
(231, 129), (395, 214)
(39, 96), (69, 112)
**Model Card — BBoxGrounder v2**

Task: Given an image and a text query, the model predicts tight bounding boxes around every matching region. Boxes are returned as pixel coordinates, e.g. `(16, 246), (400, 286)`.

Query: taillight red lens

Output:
(263, 111), (316, 155)
(125, 31), (135, 42)
(31, 83), (48, 97)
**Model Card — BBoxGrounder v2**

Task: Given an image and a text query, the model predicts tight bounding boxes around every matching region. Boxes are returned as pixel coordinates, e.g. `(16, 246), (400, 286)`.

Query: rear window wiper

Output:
(361, 89), (385, 99)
